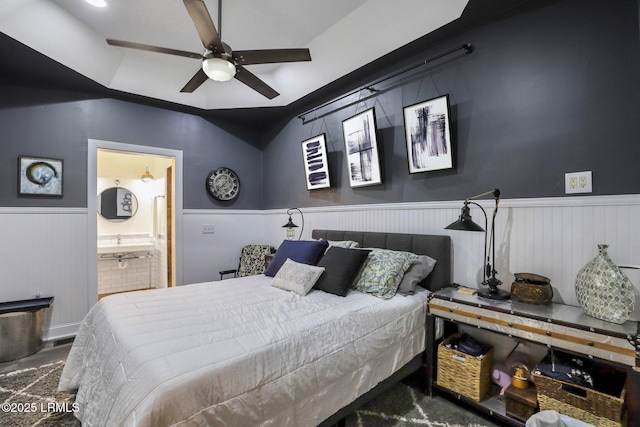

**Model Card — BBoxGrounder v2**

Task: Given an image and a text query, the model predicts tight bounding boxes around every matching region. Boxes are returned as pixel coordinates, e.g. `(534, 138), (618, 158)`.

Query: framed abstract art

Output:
(342, 108), (381, 187)
(301, 134), (331, 190)
(403, 94), (453, 173)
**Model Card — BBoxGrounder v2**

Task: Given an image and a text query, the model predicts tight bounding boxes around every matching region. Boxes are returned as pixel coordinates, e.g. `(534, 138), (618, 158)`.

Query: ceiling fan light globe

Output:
(202, 58), (236, 82)
(86, 0), (107, 7)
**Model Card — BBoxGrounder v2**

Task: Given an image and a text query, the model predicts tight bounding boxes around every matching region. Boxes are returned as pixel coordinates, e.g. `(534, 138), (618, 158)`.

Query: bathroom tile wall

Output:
(98, 253), (154, 295)
(97, 233), (158, 296)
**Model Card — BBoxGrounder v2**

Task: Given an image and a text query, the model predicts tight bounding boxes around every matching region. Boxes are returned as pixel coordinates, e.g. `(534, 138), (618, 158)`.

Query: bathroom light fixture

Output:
(202, 57), (236, 82)
(86, 0), (107, 7)
(141, 167), (154, 183)
(282, 208), (304, 240)
(445, 188), (509, 300)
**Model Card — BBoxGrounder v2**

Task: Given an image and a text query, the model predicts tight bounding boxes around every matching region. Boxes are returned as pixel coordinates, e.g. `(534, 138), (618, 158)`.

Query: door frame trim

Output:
(87, 139), (184, 307)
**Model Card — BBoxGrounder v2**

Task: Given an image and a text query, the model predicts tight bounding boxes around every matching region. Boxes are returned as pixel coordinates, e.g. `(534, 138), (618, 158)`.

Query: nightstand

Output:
(426, 286), (640, 426)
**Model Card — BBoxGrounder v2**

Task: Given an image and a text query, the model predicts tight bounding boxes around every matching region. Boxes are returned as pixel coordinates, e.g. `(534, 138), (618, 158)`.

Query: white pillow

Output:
(271, 258), (325, 296)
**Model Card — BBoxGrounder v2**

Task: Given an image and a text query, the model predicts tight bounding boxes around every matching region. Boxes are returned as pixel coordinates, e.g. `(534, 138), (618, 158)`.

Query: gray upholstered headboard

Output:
(311, 229), (452, 292)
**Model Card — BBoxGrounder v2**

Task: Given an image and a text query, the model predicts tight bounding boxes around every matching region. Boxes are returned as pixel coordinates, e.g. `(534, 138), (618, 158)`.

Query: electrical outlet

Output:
(202, 224), (215, 234)
(565, 171), (592, 194)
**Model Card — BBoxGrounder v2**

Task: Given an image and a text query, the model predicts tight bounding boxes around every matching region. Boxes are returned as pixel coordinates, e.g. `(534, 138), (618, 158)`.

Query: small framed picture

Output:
(301, 134), (331, 190)
(18, 156), (63, 197)
(403, 94), (453, 173)
(342, 108), (382, 187)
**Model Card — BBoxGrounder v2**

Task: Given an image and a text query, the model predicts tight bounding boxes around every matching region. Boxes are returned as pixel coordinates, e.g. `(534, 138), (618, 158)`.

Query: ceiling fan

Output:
(106, 0), (311, 99)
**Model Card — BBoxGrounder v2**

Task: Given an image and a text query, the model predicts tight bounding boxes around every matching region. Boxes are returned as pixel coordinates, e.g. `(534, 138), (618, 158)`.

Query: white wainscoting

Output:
(181, 210), (269, 285)
(0, 208), (89, 340)
(2, 194), (639, 341)
(259, 195), (640, 307)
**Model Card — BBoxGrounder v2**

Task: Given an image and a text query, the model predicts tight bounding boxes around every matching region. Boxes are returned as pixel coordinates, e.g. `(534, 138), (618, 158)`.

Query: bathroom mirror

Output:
(97, 187), (138, 222)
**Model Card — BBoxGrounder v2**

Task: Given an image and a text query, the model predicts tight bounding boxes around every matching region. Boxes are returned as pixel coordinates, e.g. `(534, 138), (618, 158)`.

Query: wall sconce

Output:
(141, 167), (154, 183)
(445, 189), (509, 300)
(282, 208), (304, 240)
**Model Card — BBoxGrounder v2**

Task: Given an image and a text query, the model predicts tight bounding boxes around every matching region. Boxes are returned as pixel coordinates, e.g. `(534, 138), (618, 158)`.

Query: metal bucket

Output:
(0, 310), (43, 362)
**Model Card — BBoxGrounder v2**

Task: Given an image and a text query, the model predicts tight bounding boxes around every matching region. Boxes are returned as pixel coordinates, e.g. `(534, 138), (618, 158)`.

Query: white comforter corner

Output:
(59, 275), (429, 426)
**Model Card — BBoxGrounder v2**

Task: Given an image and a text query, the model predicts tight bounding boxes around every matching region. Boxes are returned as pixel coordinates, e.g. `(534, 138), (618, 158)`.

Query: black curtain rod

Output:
(298, 43), (474, 123)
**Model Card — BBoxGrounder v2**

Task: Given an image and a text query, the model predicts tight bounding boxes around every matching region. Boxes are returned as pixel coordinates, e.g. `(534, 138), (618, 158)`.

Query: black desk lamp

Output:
(445, 189), (510, 300)
(282, 208), (304, 240)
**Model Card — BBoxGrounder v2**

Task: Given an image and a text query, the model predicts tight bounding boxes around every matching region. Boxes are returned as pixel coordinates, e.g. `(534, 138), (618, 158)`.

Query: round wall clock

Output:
(206, 167), (240, 201)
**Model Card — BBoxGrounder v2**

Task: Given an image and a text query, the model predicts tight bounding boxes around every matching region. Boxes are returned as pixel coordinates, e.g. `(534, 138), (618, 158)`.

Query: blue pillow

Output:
(264, 239), (329, 277)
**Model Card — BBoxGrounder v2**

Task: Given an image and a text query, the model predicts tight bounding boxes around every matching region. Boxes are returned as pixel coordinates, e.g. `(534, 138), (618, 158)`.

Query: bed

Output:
(59, 230), (451, 426)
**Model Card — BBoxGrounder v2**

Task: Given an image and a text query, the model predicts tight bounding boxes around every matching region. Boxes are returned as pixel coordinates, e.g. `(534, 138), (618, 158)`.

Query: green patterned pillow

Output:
(355, 249), (417, 299)
(328, 240), (359, 249)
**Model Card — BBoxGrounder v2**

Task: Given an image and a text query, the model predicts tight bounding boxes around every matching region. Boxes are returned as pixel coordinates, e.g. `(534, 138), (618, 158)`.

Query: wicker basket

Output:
(533, 371), (625, 427)
(436, 333), (493, 402)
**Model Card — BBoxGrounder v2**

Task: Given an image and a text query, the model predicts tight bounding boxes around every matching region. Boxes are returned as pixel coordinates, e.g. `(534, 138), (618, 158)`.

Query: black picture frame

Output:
(403, 94), (453, 173)
(342, 108), (382, 187)
(301, 134), (331, 190)
(18, 156), (63, 197)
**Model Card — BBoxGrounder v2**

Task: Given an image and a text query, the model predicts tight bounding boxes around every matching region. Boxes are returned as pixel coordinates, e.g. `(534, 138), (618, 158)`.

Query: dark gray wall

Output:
(2, 0), (639, 212)
(0, 85), (263, 209)
(262, 0), (640, 209)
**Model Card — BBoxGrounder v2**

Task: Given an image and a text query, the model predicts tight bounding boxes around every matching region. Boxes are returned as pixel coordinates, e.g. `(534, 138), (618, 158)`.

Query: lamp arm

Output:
(465, 188), (500, 202)
(286, 208), (305, 240)
(488, 194), (500, 279)
(466, 201), (489, 281)
(466, 189), (501, 279)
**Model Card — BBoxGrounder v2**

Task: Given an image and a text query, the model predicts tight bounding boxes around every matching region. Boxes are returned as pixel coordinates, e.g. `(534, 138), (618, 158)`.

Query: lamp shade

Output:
(282, 216), (299, 230)
(141, 167), (154, 183)
(282, 216), (298, 240)
(445, 203), (485, 232)
(202, 58), (236, 82)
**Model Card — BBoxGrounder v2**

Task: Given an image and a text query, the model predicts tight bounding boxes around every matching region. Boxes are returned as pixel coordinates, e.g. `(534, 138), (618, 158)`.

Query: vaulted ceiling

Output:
(0, 0), (533, 130)
(0, 0), (468, 110)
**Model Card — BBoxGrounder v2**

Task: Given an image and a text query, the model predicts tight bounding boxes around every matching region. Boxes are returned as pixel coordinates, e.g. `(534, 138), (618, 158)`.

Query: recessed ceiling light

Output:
(86, 0), (107, 7)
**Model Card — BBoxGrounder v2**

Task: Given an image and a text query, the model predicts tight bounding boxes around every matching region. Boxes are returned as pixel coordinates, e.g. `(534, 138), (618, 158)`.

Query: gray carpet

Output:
(1, 361), (500, 427)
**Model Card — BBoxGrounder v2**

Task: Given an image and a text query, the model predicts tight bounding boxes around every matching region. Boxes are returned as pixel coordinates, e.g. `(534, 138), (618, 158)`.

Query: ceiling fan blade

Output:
(183, 0), (225, 53)
(234, 65), (279, 99)
(106, 39), (203, 59)
(180, 68), (209, 93)
(233, 48), (311, 65)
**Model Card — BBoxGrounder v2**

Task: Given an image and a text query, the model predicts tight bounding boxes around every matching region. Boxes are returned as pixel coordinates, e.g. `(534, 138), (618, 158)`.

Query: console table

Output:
(426, 287), (639, 426)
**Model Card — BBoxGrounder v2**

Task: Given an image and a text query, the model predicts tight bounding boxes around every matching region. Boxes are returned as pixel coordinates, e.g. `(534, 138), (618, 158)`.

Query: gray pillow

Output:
(397, 255), (437, 295)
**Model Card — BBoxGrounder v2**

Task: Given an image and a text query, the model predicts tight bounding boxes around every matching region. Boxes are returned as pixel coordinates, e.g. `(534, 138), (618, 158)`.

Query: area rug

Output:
(0, 361), (79, 427)
(345, 380), (500, 427)
(1, 361), (498, 427)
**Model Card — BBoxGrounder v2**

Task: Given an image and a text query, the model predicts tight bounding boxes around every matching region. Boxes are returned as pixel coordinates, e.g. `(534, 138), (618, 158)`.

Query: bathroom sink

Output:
(97, 242), (154, 254)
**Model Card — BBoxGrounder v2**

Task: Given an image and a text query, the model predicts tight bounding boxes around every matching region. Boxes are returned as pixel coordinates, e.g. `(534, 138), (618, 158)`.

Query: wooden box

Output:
(505, 384), (538, 422)
(436, 333), (493, 402)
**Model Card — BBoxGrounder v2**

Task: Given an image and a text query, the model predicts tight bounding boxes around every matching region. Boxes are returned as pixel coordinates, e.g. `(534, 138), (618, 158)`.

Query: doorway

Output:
(88, 139), (183, 307)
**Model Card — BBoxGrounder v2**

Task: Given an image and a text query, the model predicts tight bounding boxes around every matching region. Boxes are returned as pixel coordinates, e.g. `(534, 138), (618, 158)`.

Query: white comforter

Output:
(59, 275), (429, 426)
